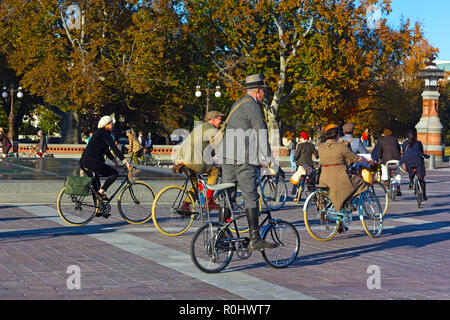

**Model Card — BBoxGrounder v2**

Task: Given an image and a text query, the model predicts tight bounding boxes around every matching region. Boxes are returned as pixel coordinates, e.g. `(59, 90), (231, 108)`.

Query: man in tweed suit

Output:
(216, 74), (277, 251)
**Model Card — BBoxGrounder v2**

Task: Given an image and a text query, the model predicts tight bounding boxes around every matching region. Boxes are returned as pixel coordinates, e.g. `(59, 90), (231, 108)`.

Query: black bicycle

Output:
(411, 164), (424, 208)
(57, 167), (155, 226)
(190, 182), (300, 273)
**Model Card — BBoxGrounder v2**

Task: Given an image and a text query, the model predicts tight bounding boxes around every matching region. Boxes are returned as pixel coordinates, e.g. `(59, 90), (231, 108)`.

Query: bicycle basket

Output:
(64, 176), (92, 196)
(360, 168), (374, 184)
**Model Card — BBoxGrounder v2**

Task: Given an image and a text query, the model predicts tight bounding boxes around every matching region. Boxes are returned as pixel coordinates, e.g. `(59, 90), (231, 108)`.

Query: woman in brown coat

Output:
(318, 124), (368, 212)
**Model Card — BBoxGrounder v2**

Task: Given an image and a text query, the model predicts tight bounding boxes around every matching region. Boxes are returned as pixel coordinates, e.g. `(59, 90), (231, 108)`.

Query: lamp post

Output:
(195, 85), (221, 119)
(2, 85), (23, 141)
(416, 61), (445, 161)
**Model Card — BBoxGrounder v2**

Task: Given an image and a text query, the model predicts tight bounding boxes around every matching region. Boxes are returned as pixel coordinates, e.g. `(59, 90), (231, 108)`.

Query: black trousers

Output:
(80, 158), (118, 192)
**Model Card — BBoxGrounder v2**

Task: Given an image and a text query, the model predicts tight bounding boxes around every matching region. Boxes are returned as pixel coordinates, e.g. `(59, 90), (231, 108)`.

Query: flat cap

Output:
(98, 115), (114, 129)
(342, 123), (355, 133)
(205, 110), (224, 121)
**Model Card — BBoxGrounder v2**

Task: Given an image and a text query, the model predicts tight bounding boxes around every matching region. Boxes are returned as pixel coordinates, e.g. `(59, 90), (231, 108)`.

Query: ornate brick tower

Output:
(416, 62), (445, 161)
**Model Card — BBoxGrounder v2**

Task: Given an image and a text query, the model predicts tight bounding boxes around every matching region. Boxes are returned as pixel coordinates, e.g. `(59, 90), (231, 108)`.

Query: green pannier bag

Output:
(64, 176), (92, 196)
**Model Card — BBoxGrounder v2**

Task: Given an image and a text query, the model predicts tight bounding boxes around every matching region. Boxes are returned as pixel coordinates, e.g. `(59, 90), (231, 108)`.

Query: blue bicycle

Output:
(303, 163), (384, 241)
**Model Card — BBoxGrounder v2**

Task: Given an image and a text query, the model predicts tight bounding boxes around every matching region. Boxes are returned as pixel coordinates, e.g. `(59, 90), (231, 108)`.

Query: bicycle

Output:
(129, 152), (161, 167)
(349, 161), (389, 217)
(410, 164), (425, 208)
(303, 164), (384, 241)
(57, 167), (155, 226)
(292, 168), (317, 204)
(190, 182), (300, 273)
(151, 166), (261, 236)
(258, 166), (289, 210)
(385, 160), (401, 201)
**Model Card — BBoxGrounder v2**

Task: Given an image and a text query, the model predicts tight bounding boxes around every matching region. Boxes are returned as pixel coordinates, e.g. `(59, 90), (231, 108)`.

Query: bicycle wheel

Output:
(118, 181), (155, 224)
(190, 222), (234, 273)
(370, 181), (389, 217)
(303, 190), (339, 241)
(388, 178), (396, 201)
(147, 154), (160, 166)
(57, 187), (98, 226)
(261, 176), (288, 210)
(261, 220), (300, 268)
(359, 190), (384, 238)
(152, 185), (196, 236)
(414, 176), (422, 208)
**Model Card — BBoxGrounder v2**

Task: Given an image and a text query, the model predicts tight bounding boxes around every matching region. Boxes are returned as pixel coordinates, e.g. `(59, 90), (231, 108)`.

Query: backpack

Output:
(64, 176), (92, 196)
(339, 137), (353, 152)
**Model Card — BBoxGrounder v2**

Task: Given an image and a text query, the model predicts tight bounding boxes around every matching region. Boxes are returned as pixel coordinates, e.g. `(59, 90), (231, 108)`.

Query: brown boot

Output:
(204, 198), (219, 211)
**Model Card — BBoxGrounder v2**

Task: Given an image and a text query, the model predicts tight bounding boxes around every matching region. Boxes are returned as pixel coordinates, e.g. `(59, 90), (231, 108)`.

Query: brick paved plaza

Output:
(0, 160), (449, 301)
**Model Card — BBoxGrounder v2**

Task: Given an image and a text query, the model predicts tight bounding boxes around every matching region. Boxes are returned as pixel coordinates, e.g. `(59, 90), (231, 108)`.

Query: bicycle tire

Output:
(190, 222), (234, 273)
(261, 176), (288, 210)
(414, 176), (422, 208)
(118, 181), (156, 224)
(57, 187), (98, 226)
(303, 190), (339, 241)
(261, 220), (300, 268)
(370, 181), (389, 217)
(151, 185), (196, 236)
(147, 154), (160, 166)
(359, 190), (384, 238)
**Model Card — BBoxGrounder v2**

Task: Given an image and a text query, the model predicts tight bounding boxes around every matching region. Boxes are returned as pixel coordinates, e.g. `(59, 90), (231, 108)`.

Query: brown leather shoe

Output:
(204, 199), (219, 211)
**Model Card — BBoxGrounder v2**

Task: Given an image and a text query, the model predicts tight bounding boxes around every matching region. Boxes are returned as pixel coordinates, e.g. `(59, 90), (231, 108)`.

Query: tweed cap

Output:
(205, 110), (224, 121)
(342, 123), (355, 133)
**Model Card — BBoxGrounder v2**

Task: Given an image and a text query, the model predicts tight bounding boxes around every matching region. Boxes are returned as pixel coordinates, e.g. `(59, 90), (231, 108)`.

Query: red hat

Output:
(300, 132), (309, 140)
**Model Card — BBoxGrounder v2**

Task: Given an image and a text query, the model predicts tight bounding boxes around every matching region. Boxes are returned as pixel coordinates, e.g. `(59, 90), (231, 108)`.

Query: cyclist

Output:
(339, 123), (369, 154)
(175, 110), (224, 210)
(80, 115), (132, 201)
(216, 73), (279, 251)
(290, 131), (318, 195)
(318, 124), (369, 222)
(126, 129), (144, 164)
(399, 128), (429, 201)
(372, 128), (402, 196)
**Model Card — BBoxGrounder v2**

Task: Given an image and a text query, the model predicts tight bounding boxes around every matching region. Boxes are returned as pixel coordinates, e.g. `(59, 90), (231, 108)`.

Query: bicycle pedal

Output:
(177, 210), (194, 218)
(102, 213), (111, 219)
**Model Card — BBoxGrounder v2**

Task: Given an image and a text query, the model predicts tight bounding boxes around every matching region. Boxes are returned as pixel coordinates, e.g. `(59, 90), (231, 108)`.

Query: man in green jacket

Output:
(176, 110), (224, 210)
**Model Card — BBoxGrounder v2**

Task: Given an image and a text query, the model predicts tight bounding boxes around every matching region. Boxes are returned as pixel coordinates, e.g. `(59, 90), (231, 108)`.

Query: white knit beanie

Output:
(98, 116), (113, 129)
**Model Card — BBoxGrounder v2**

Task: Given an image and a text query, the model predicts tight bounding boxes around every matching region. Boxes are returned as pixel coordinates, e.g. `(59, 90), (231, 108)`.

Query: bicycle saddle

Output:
(206, 183), (236, 191)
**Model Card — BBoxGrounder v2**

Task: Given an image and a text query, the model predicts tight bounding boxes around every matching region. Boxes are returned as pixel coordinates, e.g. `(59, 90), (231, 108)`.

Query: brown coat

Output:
(128, 134), (143, 153)
(318, 139), (368, 211)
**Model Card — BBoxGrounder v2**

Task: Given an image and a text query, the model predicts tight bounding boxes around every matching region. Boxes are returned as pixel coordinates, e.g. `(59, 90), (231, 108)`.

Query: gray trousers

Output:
(221, 164), (259, 209)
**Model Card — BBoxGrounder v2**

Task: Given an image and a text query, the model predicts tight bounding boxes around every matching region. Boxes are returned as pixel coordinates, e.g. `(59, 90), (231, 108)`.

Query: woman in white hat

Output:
(80, 116), (132, 202)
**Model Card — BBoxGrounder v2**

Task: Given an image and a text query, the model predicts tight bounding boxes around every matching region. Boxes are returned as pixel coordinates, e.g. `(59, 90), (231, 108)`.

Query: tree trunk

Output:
(64, 110), (81, 144)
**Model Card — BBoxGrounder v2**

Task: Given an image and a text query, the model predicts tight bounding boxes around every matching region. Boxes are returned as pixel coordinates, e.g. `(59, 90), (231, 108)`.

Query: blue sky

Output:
(386, 0), (449, 60)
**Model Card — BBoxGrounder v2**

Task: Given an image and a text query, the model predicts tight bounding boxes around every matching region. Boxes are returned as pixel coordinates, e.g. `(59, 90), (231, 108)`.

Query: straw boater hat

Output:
(244, 74), (269, 89)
